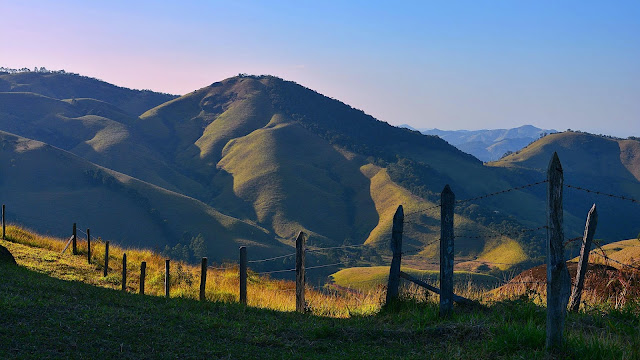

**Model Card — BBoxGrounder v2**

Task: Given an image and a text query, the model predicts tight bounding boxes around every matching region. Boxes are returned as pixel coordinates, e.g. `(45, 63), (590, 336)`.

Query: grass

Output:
(1, 225), (639, 358)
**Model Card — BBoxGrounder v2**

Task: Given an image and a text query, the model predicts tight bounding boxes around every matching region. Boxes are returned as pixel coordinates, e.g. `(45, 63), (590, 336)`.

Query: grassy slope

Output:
(490, 132), (640, 243)
(0, 71), (178, 116)
(0, 132), (283, 261)
(1, 234), (638, 359)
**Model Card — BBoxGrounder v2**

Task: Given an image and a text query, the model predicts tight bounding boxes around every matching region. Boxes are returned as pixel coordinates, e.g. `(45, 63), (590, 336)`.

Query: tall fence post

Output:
(103, 241), (109, 277)
(165, 259), (170, 298)
(72, 223), (77, 255)
(386, 205), (404, 305)
(440, 185), (455, 316)
(200, 257), (208, 302)
(240, 247), (247, 305)
(295, 231), (307, 313)
(2, 204), (5, 240)
(122, 253), (127, 291)
(569, 204), (598, 312)
(546, 152), (571, 350)
(86, 228), (91, 264)
(140, 261), (146, 295)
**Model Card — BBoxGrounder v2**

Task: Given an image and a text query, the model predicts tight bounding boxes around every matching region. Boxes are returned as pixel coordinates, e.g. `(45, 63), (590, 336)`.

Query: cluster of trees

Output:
(0, 66), (69, 74)
(161, 233), (208, 263)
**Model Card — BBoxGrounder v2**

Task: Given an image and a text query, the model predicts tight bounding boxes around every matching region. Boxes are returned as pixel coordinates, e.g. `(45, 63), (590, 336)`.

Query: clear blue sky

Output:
(1, 0), (639, 136)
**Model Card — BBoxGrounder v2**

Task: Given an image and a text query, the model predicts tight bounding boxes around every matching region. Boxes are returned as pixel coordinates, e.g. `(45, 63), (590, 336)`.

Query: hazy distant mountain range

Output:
(1, 70), (639, 271)
(401, 125), (557, 162)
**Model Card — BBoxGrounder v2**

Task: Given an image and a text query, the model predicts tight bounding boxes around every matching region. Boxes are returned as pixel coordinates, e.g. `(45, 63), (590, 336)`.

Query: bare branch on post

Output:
(569, 204), (598, 312)
(440, 185), (455, 316)
(386, 205), (404, 305)
(240, 247), (247, 305)
(295, 231), (307, 313)
(546, 152), (571, 350)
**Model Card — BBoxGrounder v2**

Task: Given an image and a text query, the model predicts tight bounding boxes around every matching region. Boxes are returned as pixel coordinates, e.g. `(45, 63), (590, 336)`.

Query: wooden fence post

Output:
(386, 205), (404, 305)
(295, 231), (307, 313)
(72, 223), (77, 255)
(546, 152), (571, 350)
(200, 257), (208, 302)
(103, 241), (109, 277)
(2, 204), (5, 240)
(569, 204), (598, 312)
(440, 185), (455, 316)
(86, 228), (91, 264)
(140, 261), (146, 295)
(165, 259), (170, 298)
(240, 247), (247, 305)
(122, 253), (127, 291)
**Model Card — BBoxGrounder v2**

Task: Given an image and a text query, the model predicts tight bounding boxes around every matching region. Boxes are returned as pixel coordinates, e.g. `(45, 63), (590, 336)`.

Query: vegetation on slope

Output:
(1, 227), (639, 359)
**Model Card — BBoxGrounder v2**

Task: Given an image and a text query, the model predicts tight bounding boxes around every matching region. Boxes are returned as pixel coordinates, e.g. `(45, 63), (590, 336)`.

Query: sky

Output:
(1, 0), (639, 137)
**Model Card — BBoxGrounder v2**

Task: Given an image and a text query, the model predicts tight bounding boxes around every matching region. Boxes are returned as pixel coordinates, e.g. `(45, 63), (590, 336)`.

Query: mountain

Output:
(419, 125), (557, 162)
(1, 72), (638, 270)
(490, 131), (640, 247)
(0, 70), (177, 116)
(0, 130), (278, 259)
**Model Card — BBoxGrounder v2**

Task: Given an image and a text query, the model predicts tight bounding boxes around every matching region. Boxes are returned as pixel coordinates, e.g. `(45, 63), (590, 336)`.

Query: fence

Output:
(2, 152), (640, 352)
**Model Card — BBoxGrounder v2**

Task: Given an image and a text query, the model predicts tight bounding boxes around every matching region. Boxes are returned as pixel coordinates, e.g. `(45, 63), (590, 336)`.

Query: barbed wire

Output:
(404, 204), (441, 218)
(454, 225), (547, 240)
(247, 252), (296, 264)
(306, 244), (368, 253)
(455, 180), (548, 205)
(565, 184), (639, 204)
(257, 268), (296, 275)
(306, 262), (348, 271)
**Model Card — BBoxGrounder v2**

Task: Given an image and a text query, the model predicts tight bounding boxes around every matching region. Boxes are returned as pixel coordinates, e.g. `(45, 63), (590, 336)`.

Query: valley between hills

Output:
(1, 70), (640, 281)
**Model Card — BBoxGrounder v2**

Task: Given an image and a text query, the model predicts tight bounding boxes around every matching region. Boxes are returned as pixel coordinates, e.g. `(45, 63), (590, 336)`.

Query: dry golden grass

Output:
(2, 224), (384, 318)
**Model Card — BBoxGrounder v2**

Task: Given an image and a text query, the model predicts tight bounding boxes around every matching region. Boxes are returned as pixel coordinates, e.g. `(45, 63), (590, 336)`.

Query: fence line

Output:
(565, 184), (639, 204)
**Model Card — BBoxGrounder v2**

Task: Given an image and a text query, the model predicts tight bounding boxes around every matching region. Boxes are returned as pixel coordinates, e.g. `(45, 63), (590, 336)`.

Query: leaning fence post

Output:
(140, 261), (146, 295)
(569, 204), (598, 312)
(103, 241), (109, 277)
(386, 205), (404, 305)
(240, 247), (247, 305)
(440, 185), (455, 316)
(72, 223), (77, 255)
(200, 257), (208, 302)
(295, 231), (307, 313)
(165, 259), (170, 298)
(546, 152), (571, 350)
(2, 204), (5, 240)
(86, 228), (91, 264)
(122, 253), (127, 291)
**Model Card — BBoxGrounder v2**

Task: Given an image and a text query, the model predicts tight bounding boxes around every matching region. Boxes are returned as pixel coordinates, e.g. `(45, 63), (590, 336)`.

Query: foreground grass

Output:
(1, 262), (638, 359)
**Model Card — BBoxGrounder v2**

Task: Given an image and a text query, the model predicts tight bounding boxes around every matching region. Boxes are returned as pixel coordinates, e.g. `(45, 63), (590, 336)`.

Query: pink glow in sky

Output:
(2, 1), (639, 137)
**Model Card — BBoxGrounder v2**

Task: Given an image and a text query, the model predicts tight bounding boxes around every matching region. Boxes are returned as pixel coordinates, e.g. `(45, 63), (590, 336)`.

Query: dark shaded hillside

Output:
(491, 131), (640, 245)
(0, 131), (281, 261)
(0, 71), (178, 116)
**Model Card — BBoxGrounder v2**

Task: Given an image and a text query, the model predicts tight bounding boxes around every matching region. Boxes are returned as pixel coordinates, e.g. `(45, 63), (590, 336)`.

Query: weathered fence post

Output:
(122, 253), (127, 291)
(295, 231), (307, 313)
(140, 261), (146, 295)
(440, 185), (455, 316)
(103, 241), (109, 277)
(386, 205), (404, 305)
(165, 259), (170, 298)
(569, 204), (598, 312)
(546, 152), (571, 350)
(240, 247), (247, 305)
(200, 257), (208, 302)
(2, 204), (5, 240)
(72, 223), (77, 255)
(86, 228), (91, 264)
